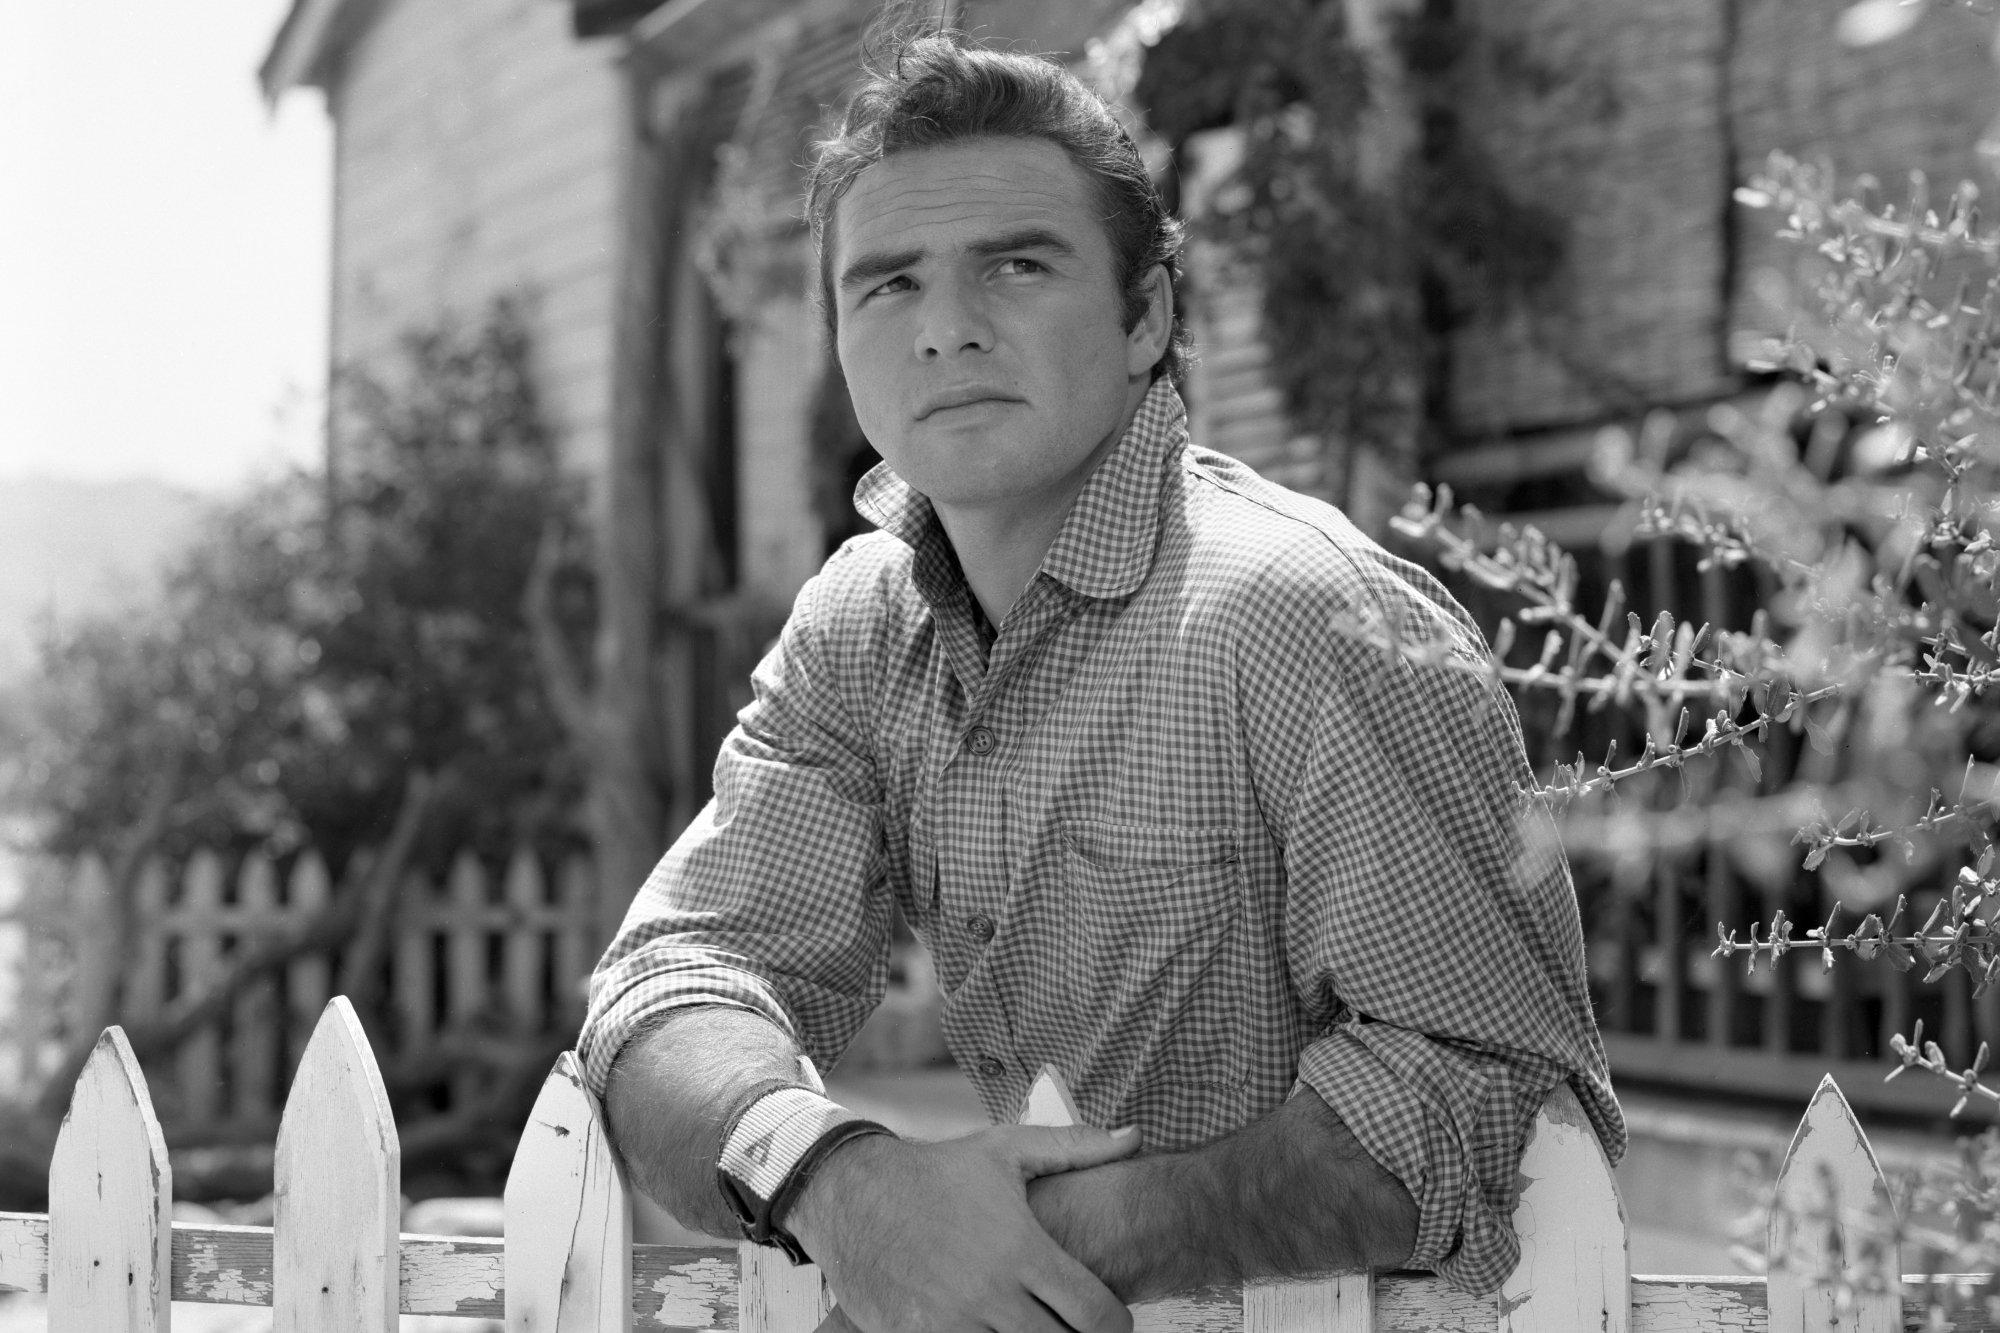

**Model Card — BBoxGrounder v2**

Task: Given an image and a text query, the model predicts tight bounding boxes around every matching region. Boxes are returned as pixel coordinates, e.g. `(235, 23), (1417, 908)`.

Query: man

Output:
(580, 28), (1623, 1333)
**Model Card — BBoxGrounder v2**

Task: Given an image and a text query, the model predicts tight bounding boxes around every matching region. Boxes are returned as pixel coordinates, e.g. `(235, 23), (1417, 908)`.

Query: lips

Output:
(916, 387), (1022, 419)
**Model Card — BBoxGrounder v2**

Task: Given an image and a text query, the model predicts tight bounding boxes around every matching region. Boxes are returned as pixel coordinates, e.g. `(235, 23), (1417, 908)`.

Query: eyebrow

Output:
(836, 226), (1081, 293)
(966, 226), (1079, 262)
(838, 246), (924, 294)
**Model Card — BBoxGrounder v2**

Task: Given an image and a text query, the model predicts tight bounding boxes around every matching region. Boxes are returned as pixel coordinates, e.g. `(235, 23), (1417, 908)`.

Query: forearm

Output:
(602, 1005), (812, 1237)
(1028, 1088), (1417, 1302)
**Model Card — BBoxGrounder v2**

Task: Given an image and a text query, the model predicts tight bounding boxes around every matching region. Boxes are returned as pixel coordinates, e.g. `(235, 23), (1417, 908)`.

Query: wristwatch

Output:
(715, 1084), (895, 1263)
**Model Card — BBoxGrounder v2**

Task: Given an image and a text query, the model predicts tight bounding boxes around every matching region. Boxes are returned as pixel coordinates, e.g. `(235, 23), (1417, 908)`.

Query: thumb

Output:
(1003, 1123), (1143, 1179)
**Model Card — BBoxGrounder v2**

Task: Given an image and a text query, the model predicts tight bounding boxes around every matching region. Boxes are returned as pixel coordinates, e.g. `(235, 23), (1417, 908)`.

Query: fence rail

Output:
(0, 994), (1990, 1331)
(3, 846), (601, 1127)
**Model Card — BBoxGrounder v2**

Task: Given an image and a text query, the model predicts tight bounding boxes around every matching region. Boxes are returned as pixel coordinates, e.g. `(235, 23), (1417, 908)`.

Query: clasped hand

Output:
(787, 1123), (1141, 1333)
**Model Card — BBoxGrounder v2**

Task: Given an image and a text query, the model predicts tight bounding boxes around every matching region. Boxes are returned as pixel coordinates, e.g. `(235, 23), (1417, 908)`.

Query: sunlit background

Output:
(0, 3), (329, 685)
(0, 2), (330, 493)
(4, 3), (2000, 1319)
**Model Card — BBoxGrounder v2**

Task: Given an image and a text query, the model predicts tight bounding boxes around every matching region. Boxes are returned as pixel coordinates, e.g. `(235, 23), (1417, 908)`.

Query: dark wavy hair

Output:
(804, 29), (1191, 385)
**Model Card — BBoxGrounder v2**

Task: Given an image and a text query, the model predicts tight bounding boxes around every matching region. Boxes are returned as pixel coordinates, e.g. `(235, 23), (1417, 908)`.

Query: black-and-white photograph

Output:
(5, 1), (2000, 1329)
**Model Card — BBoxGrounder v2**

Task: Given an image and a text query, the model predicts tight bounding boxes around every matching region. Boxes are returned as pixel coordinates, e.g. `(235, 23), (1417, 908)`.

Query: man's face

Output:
(830, 136), (1166, 520)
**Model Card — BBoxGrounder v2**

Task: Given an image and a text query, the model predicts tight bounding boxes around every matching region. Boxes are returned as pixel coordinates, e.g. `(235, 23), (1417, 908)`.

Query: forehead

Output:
(830, 137), (1110, 267)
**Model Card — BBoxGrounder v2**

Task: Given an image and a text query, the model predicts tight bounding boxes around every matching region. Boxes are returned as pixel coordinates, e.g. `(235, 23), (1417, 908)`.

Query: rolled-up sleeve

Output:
(1271, 588), (1624, 1294)
(577, 560), (892, 1095)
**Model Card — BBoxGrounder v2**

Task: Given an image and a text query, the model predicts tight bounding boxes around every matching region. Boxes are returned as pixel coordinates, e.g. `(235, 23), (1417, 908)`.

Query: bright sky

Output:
(0, 1), (330, 495)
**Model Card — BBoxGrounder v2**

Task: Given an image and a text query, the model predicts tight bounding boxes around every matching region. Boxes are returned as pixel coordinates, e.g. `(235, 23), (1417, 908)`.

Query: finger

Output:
(1001, 1124), (1143, 1178)
(1026, 1247), (1133, 1333)
(996, 1290), (1092, 1333)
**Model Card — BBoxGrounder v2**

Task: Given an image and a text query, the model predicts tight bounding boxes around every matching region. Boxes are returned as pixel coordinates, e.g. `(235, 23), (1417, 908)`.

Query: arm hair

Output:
(1028, 1087), (1417, 1301)
(601, 1006), (812, 1237)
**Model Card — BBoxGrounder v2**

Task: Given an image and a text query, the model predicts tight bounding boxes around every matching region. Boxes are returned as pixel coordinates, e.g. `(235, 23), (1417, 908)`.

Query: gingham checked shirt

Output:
(580, 379), (1624, 1293)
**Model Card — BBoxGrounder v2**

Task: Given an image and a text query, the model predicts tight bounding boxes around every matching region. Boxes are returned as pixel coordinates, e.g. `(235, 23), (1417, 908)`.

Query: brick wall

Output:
(327, 0), (626, 479)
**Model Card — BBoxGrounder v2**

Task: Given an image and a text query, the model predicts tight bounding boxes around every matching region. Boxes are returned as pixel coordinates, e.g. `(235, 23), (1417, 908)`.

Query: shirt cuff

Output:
(578, 956), (804, 1097)
(1295, 1021), (1549, 1295)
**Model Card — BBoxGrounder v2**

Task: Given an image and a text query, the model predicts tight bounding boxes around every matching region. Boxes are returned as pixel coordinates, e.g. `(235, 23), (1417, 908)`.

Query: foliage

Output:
(1128, 0), (1571, 477)
(4, 299), (590, 876)
(1374, 149), (2000, 1309)
(1375, 148), (2000, 984)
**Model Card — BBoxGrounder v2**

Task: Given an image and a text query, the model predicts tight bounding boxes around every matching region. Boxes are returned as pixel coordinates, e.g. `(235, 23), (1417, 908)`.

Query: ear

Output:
(1124, 264), (1173, 377)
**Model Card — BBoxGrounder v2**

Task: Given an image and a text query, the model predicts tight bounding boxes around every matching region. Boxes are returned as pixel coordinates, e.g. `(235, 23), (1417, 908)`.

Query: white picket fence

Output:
(4, 847), (599, 1121)
(0, 993), (1977, 1330)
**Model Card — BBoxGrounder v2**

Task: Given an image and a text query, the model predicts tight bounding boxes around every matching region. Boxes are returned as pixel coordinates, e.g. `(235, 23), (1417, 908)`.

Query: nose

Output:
(914, 278), (994, 361)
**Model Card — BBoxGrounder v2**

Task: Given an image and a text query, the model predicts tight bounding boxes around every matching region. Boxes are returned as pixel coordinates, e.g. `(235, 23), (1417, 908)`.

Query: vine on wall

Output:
(1129, 0), (1573, 477)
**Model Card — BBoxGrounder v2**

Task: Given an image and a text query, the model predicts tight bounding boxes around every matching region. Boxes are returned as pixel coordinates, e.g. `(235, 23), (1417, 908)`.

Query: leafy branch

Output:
(1711, 864), (2000, 991)
(1886, 1020), (1999, 1119)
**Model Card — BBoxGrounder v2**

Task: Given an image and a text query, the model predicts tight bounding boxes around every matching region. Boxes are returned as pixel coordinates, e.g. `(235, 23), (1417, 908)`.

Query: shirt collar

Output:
(853, 376), (1188, 603)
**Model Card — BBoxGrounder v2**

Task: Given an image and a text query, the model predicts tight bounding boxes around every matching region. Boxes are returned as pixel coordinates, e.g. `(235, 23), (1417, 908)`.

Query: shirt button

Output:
(975, 1056), (1006, 1078)
(964, 725), (996, 756)
(966, 913), (995, 942)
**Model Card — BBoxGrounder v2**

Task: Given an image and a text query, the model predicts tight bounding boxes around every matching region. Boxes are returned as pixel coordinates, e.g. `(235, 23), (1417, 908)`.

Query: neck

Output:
(936, 501), (1074, 630)
(935, 378), (1154, 629)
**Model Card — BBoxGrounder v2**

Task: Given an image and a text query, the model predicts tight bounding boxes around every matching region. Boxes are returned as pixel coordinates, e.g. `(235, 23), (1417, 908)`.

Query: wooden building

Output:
(261, 0), (2000, 1099)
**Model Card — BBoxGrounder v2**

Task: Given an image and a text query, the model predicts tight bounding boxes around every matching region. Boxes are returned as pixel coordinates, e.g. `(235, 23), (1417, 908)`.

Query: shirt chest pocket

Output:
(1013, 819), (1246, 1093)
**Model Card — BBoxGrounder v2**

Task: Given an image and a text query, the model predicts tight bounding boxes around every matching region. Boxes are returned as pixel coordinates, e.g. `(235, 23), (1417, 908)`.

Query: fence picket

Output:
(1497, 1081), (1628, 1333)
(502, 1052), (632, 1332)
(46, 1027), (170, 1333)
(448, 851), (489, 1109)
(1018, 1064), (1081, 1129)
(127, 857), (169, 1043)
(1766, 1074), (1899, 1333)
(1244, 1276), (1373, 1333)
(178, 850), (225, 1123)
(5, 1040), (1995, 1330)
(395, 865), (437, 1079)
(232, 850), (281, 1122)
(557, 856), (597, 1016)
(503, 850), (546, 1035)
(285, 853), (332, 1078)
(63, 855), (116, 1055)
(741, 1242), (829, 1333)
(274, 996), (399, 1331)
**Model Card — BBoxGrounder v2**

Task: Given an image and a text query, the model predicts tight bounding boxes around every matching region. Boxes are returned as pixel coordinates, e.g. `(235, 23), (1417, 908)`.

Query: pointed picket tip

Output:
(48, 1027), (171, 1333)
(503, 1052), (632, 1332)
(1019, 1064), (1081, 1128)
(1498, 1080), (1628, 1333)
(275, 996), (400, 1331)
(1768, 1074), (1899, 1333)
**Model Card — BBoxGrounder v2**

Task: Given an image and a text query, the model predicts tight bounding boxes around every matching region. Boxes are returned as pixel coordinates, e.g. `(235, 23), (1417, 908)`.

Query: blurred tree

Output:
(0, 302), (592, 1183)
(8, 298), (587, 875)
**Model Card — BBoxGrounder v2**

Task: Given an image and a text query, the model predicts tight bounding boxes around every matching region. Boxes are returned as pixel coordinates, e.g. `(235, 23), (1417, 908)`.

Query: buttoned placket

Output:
(922, 572), (1089, 1094)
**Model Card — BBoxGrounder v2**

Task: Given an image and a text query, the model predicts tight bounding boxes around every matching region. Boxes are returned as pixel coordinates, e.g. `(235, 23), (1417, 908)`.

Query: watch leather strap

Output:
(715, 1084), (895, 1263)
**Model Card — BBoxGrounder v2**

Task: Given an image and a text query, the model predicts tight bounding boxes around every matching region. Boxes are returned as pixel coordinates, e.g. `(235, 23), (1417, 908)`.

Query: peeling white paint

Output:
(181, 1236), (271, 1305)
(649, 1254), (735, 1328)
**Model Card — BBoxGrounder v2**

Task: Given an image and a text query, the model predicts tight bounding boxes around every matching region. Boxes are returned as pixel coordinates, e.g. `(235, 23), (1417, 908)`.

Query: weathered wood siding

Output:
(1450, 0), (1998, 440)
(1186, 0), (1997, 468)
(1448, 0), (1736, 438)
(326, 0), (626, 479)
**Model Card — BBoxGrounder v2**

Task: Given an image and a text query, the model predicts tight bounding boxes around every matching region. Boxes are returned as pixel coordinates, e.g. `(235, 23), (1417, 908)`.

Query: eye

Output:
(996, 257), (1046, 277)
(864, 274), (914, 299)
